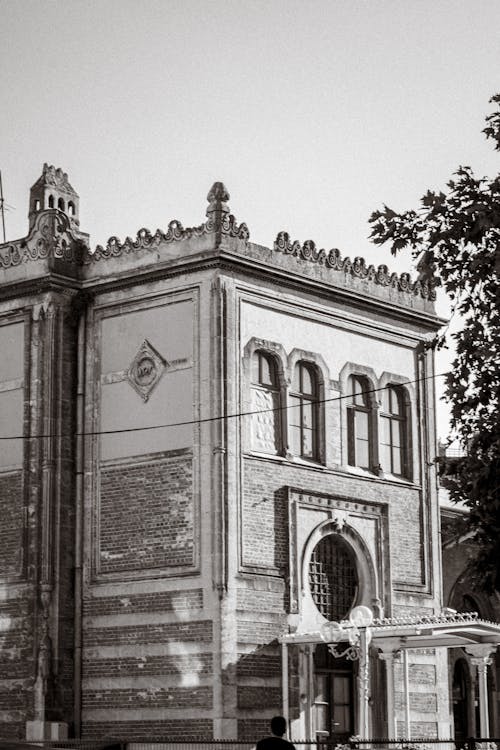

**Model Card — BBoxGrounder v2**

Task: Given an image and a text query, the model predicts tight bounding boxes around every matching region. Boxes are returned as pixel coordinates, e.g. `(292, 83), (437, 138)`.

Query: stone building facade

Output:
(0, 165), (498, 741)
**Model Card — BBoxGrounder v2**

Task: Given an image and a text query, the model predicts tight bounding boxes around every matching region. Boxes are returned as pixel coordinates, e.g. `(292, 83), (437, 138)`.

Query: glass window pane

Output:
(333, 675), (350, 703)
(382, 386), (390, 412)
(392, 445), (402, 475)
(380, 442), (391, 472)
(391, 387), (403, 415)
(290, 423), (301, 456)
(302, 427), (314, 457)
(302, 401), (313, 429)
(315, 673), (328, 702)
(355, 410), (369, 440)
(260, 354), (276, 386)
(315, 704), (329, 733)
(289, 395), (301, 427)
(356, 438), (369, 469)
(251, 352), (260, 383)
(301, 364), (314, 395)
(380, 415), (391, 444)
(392, 419), (402, 448)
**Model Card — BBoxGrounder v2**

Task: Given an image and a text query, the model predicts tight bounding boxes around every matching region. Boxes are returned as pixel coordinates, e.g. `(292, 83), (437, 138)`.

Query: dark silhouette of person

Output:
(256, 716), (296, 750)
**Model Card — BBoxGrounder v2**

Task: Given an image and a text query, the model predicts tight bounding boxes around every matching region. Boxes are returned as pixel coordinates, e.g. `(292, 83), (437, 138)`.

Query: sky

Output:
(1, 0), (499, 439)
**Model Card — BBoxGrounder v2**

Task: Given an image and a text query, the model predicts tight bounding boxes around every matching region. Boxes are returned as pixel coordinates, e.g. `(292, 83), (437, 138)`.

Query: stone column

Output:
(465, 645), (495, 738)
(358, 629), (371, 738)
(378, 649), (400, 738)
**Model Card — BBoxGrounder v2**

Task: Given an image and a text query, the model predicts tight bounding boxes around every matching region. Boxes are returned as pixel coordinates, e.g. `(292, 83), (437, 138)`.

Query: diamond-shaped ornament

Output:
(127, 339), (167, 402)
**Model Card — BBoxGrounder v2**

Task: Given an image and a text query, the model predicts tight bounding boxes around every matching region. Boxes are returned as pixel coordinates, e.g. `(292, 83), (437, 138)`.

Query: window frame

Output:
(346, 374), (376, 471)
(379, 384), (409, 478)
(289, 360), (321, 461)
(249, 349), (283, 456)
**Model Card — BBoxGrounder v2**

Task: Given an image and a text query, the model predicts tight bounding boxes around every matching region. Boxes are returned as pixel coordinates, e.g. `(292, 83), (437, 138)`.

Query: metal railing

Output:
(0, 739), (499, 750)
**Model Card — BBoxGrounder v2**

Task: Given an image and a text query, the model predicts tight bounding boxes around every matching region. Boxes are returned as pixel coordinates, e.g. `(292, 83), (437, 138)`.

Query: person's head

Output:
(271, 716), (287, 737)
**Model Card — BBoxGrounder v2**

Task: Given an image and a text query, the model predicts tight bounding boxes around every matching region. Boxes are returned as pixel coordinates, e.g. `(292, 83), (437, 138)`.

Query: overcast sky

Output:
(1, 0), (499, 439)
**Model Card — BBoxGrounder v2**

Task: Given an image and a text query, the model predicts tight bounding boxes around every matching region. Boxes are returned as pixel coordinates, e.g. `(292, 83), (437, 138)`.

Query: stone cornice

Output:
(0, 180), (440, 323)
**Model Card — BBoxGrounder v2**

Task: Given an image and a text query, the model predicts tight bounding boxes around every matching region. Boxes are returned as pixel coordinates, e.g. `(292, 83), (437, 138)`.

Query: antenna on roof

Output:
(0, 171), (6, 243)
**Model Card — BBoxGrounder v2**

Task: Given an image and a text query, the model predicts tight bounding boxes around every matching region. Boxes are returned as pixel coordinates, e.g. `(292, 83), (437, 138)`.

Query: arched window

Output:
(347, 375), (373, 470)
(290, 362), (319, 460)
(34, 199), (41, 211)
(250, 350), (281, 455)
(380, 385), (407, 476)
(48, 194), (54, 208)
(309, 534), (358, 621)
(68, 201), (75, 216)
(58, 197), (65, 211)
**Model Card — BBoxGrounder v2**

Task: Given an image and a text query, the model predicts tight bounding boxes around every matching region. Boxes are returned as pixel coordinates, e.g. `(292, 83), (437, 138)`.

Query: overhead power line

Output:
(0, 371), (447, 441)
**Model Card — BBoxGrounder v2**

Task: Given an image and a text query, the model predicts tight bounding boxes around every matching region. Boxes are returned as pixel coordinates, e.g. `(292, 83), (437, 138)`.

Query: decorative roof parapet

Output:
(87, 181), (249, 263)
(370, 611), (480, 628)
(0, 211), (85, 269)
(273, 231), (437, 301)
(205, 180), (249, 240)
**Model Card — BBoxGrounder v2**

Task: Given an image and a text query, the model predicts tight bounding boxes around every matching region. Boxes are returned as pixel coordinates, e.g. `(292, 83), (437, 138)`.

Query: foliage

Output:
(369, 95), (500, 592)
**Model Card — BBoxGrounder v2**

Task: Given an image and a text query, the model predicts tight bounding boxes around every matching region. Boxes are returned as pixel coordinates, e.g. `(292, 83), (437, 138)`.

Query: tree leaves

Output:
(370, 94), (500, 592)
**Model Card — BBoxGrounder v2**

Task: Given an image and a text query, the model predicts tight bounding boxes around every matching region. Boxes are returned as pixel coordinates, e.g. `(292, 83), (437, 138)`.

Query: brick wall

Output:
(0, 471), (23, 577)
(82, 719), (213, 740)
(242, 455), (423, 585)
(83, 588), (203, 617)
(98, 451), (193, 573)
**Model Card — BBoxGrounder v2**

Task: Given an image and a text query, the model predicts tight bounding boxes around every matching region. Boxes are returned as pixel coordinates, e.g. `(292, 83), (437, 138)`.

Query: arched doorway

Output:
(308, 533), (359, 741)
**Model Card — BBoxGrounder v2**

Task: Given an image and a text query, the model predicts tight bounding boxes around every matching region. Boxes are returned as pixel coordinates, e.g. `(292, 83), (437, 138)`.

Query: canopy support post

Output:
(378, 649), (399, 739)
(402, 648), (410, 739)
(282, 641), (289, 730)
(466, 645), (494, 738)
(358, 628), (370, 738)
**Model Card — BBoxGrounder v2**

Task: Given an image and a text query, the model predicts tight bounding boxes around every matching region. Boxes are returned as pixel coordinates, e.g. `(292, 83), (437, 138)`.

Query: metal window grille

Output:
(309, 535), (358, 621)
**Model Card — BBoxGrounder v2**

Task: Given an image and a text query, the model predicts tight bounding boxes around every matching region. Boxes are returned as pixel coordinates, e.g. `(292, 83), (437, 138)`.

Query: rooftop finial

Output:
(206, 181), (230, 218)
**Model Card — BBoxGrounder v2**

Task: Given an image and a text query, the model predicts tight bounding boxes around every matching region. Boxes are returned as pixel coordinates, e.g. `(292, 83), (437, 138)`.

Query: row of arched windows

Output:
(249, 349), (411, 479)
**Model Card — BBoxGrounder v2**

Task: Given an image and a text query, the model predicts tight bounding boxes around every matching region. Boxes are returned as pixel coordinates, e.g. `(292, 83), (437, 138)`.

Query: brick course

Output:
(237, 686), (281, 710)
(395, 691), (437, 713)
(85, 620), (212, 647)
(83, 652), (212, 678)
(236, 650), (281, 680)
(99, 453), (193, 573)
(82, 686), (212, 709)
(84, 588), (203, 617)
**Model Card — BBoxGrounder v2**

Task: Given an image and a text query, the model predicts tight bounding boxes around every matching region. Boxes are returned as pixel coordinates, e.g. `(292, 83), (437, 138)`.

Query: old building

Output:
(0, 165), (499, 742)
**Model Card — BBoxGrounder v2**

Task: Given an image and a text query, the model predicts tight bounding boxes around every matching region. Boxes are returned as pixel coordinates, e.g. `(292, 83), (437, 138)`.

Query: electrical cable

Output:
(0, 370), (447, 440)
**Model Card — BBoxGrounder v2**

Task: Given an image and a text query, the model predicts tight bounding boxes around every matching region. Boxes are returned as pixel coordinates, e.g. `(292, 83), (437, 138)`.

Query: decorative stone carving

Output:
(273, 231), (436, 300)
(0, 212), (85, 269)
(88, 181), (249, 263)
(126, 339), (167, 402)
